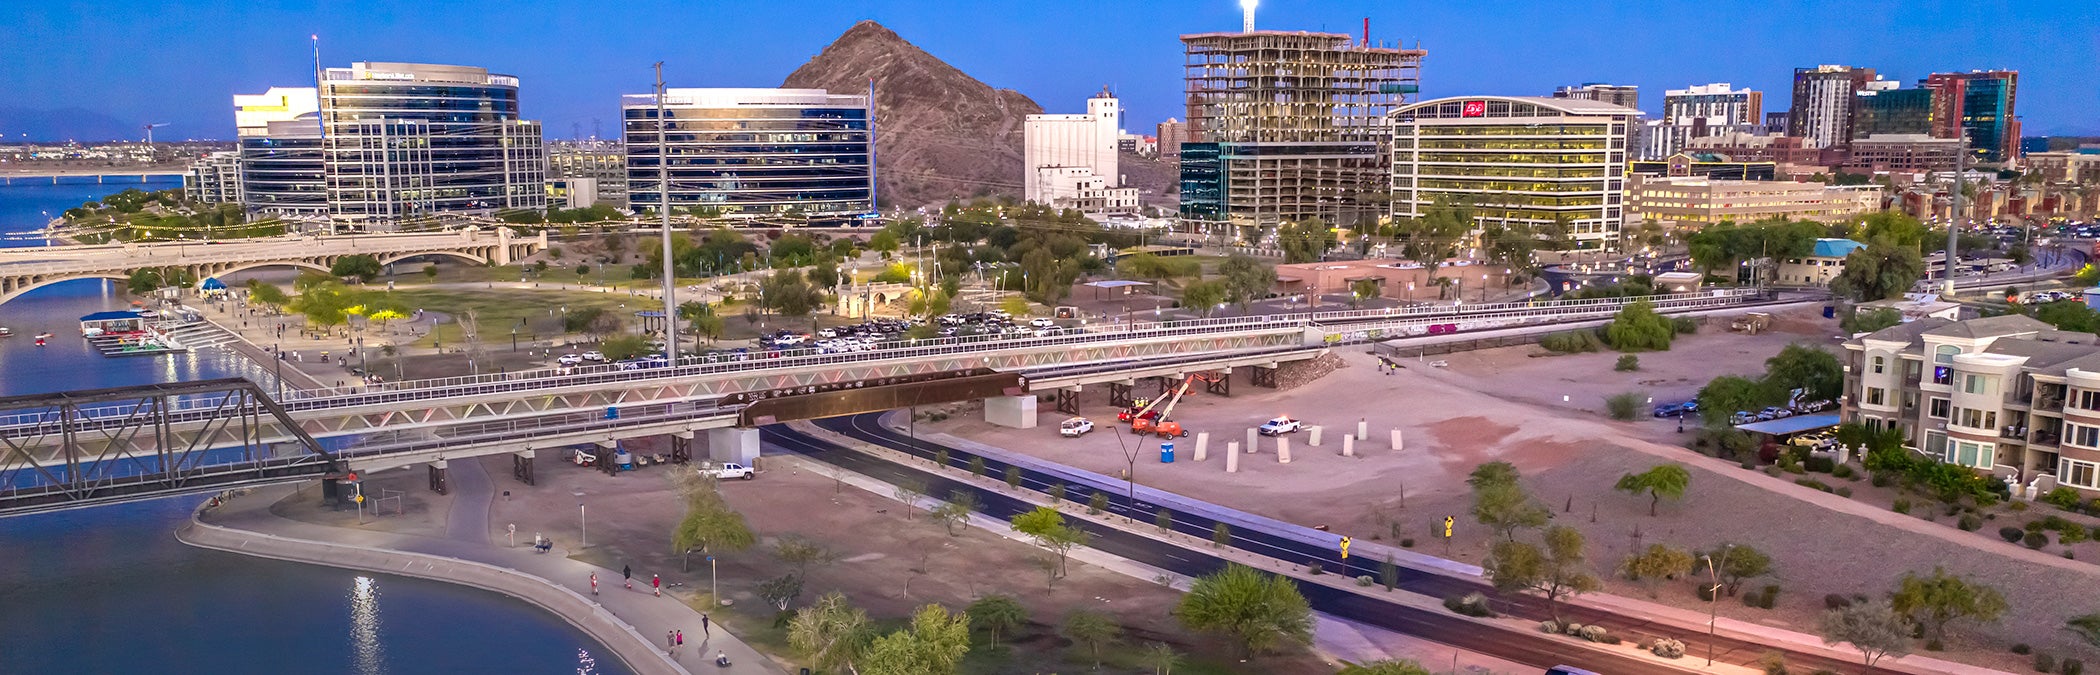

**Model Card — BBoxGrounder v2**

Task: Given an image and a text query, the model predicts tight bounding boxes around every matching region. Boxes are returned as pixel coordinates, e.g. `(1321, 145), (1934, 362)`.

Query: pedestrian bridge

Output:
(0, 228), (547, 305)
(0, 289), (1775, 515)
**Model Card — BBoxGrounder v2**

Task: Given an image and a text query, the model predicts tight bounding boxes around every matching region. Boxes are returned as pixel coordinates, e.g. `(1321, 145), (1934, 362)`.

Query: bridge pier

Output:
(428, 459), (450, 495)
(512, 450), (535, 486)
(1054, 387), (1080, 415)
(707, 428), (760, 466)
(1108, 381), (1134, 409)
(670, 432), (693, 464)
(1206, 369), (1231, 396)
(1250, 364), (1279, 388)
(596, 441), (620, 475)
(1154, 376), (1175, 397)
(985, 395), (1039, 429)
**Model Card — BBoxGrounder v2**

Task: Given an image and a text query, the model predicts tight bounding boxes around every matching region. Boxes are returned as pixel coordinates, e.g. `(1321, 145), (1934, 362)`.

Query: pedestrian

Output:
(652, 573), (661, 597)
(590, 572), (598, 595)
(701, 613), (710, 637)
(623, 564), (632, 590)
(675, 630), (684, 647)
(667, 630), (676, 650)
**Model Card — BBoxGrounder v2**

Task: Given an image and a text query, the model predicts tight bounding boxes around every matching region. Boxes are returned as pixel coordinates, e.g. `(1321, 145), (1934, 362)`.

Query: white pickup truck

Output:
(696, 462), (755, 480)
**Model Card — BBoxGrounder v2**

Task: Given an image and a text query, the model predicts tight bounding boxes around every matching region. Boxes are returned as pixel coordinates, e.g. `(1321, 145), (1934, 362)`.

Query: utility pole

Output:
(655, 62), (680, 366)
(1943, 138), (1968, 297)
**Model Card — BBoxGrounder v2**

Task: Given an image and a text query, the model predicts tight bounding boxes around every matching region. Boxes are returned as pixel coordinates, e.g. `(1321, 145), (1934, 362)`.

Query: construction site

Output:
(1177, 25), (1426, 238)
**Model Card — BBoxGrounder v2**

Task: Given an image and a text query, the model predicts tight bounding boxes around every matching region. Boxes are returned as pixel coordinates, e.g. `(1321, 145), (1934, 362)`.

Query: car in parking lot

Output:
(1030, 317), (1056, 328)
(581, 351), (605, 362)
(1652, 401), (1697, 418)
(557, 353), (583, 366)
(1730, 410), (1756, 425)
(1258, 416), (1303, 435)
(1059, 417), (1094, 437)
(1758, 406), (1793, 420)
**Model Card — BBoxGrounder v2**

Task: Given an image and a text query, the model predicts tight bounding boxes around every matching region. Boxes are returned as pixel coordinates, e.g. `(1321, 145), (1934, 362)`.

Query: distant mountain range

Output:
(0, 107), (146, 143)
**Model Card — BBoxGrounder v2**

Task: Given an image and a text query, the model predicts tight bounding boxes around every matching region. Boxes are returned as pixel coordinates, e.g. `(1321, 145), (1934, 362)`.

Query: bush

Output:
(1539, 620), (1562, 634)
(1795, 478), (1834, 493)
(2013, 643), (2033, 655)
(1615, 354), (1640, 371)
(1759, 651), (1792, 675)
(2025, 531), (2050, 549)
(1832, 464), (1856, 479)
(1541, 330), (1606, 353)
(1892, 498), (1913, 514)
(2002, 526), (2028, 542)
(1578, 624), (1609, 642)
(1651, 637), (1688, 658)
(1306, 563), (1324, 576)
(2064, 657), (2085, 675)
(2043, 487), (2084, 510)
(2038, 653), (2058, 673)
(1355, 575), (1375, 587)
(1400, 538), (1415, 548)
(1444, 593), (1494, 617)
(1606, 301), (1677, 351)
(1087, 491), (1109, 514)
(1836, 487), (1853, 498)
(1871, 473), (1894, 488)
(1605, 392), (1645, 420)
(1824, 593), (1853, 610)
(2063, 525), (2090, 545)
(1743, 584), (1780, 609)
(1047, 483), (1065, 503)
(1926, 639), (1944, 651)
(1959, 513), (1983, 531)
(1673, 316), (1699, 334)
(1804, 456), (1836, 473)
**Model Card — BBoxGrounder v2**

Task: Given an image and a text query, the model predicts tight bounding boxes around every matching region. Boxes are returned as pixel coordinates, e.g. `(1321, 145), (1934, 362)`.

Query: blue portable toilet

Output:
(1159, 441), (1175, 464)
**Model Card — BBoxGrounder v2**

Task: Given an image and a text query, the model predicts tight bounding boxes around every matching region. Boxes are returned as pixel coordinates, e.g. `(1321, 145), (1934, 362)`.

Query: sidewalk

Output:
(187, 483), (781, 675)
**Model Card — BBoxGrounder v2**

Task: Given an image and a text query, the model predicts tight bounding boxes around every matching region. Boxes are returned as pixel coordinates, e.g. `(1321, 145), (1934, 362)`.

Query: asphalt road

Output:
(765, 414), (1875, 674)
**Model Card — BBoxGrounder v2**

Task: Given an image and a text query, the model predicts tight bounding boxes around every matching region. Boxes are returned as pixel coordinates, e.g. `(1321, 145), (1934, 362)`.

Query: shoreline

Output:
(176, 487), (686, 675)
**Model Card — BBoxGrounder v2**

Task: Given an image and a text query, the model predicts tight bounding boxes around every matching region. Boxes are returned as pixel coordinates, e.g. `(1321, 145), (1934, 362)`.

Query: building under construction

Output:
(1177, 29), (1424, 239)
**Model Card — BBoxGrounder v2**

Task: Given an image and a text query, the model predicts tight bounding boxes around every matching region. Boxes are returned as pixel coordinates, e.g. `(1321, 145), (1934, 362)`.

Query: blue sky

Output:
(3, 0), (2095, 141)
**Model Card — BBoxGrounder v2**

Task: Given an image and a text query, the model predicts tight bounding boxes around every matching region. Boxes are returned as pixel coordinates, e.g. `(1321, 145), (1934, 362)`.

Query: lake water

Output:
(0, 178), (628, 675)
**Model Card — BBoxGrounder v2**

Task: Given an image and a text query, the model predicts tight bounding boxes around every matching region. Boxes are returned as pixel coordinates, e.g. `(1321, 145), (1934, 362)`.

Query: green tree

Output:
(1467, 461), (1521, 490)
(1276, 218), (1338, 263)
(125, 268), (165, 295)
(1390, 197), (1474, 294)
(758, 573), (805, 611)
(1618, 544), (1696, 598)
(1335, 660), (1434, 675)
(245, 280), (290, 314)
(760, 268), (826, 327)
(1819, 600), (1913, 672)
(1698, 375), (1773, 429)
(1699, 543), (1773, 596)
(1854, 211), (1929, 248)
(1350, 278), (1382, 306)
(1889, 567), (2007, 645)
(1173, 564), (1314, 659)
(1010, 507), (1089, 580)
(774, 536), (839, 578)
(1140, 642), (1184, 675)
(670, 480), (755, 573)
(861, 604), (972, 675)
(965, 594), (1027, 650)
(1484, 525), (1600, 622)
(329, 254), (383, 282)
(1060, 609), (1122, 669)
(1217, 254), (1277, 310)
(1180, 280), (1228, 316)
(931, 490), (980, 536)
(807, 259), (841, 289)
(1830, 240), (1925, 302)
(1615, 463), (1691, 516)
(1764, 343), (1844, 401)
(2034, 300), (2100, 333)
(289, 281), (354, 331)
(1468, 462), (1549, 540)
(1604, 300), (1675, 351)
(599, 334), (652, 361)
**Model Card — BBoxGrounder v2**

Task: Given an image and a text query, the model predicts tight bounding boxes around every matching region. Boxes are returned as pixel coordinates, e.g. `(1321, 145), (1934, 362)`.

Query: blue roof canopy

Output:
(1735, 413), (1841, 436)
(1811, 239), (1866, 259)
(200, 277), (227, 290)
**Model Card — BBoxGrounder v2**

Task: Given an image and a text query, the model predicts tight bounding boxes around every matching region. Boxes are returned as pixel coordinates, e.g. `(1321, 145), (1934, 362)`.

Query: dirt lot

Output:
(928, 308), (2100, 670)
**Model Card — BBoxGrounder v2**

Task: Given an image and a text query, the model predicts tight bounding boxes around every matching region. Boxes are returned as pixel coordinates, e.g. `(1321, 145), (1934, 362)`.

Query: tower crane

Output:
(141, 122), (169, 145)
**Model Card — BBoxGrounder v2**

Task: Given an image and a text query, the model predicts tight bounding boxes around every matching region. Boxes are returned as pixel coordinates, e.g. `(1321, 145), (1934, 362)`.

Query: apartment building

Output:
(1843, 314), (2100, 494)
(1627, 177), (1881, 231)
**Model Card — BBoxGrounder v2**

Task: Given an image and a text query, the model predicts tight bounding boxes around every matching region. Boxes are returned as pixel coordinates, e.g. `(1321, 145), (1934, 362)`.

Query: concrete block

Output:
(1278, 437), (1292, 464)
(1226, 442), (1239, 472)
(1391, 429), (1403, 451)
(1247, 428), (1259, 453)
(1342, 435), (1354, 457)
(1194, 432), (1210, 461)
(707, 427), (760, 465)
(1357, 419), (1368, 440)
(984, 395), (1039, 429)
(1309, 426), (1323, 446)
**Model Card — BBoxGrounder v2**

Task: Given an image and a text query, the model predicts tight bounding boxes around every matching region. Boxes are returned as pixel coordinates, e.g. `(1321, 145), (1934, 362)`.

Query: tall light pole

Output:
(1703, 544), (1733, 666)
(579, 502), (588, 547)
(1943, 138), (1968, 297)
(655, 62), (680, 366)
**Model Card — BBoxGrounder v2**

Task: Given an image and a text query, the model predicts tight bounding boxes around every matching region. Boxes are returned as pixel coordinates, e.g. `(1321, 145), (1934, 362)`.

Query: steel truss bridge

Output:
(0, 289), (1775, 515)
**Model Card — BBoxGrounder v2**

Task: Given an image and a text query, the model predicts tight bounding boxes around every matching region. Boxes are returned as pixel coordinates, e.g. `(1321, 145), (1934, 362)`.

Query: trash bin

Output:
(1159, 441), (1175, 464)
(1822, 305), (1836, 319)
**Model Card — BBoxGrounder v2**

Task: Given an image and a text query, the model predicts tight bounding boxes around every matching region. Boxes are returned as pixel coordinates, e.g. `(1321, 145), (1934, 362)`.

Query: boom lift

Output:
(1132, 373), (1220, 438)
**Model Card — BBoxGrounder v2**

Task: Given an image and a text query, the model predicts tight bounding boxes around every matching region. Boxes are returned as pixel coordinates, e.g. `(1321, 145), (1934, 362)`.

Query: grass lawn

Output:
(368, 286), (645, 348)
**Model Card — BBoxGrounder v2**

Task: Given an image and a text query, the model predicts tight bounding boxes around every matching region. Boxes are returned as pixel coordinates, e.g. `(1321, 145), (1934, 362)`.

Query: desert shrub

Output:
(1959, 513), (1983, 531)
(1892, 498), (1913, 514)
(2013, 643), (2032, 655)
(2011, 501), (2030, 512)
(1673, 316), (1699, 334)
(1759, 651), (1792, 675)
(1795, 478), (1834, 492)
(1606, 392), (1645, 420)
(1805, 456), (1836, 473)
(2063, 526), (2090, 545)
(1871, 473), (1893, 487)
(2064, 657), (2085, 675)
(2000, 526), (2027, 542)
(1444, 592), (1494, 617)
(1355, 575), (1374, 587)
(1836, 487), (1854, 498)
(1541, 329), (1606, 353)
(1651, 637), (1687, 658)
(1615, 354), (1640, 371)
(1539, 619), (1561, 633)
(2038, 653), (2058, 672)
(2066, 550), (2077, 560)
(1743, 584), (1780, 609)
(1400, 538), (1415, 548)
(1824, 593), (1853, 610)
(2043, 487), (2084, 510)
(2025, 531), (2050, 549)
(1579, 624), (1609, 642)
(1832, 464), (1856, 479)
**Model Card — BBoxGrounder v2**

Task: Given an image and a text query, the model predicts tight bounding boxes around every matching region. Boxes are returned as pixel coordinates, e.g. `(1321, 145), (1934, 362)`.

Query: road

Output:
(766, 414), (1876, 674)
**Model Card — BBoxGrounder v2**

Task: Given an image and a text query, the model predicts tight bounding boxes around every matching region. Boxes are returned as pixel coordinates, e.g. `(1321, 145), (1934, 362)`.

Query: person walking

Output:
(667, 630), (676, 651)
(652, 573), (661, 597)
(675, 630), (683, 647)
(701, 613), (710, 638)
(623, 564), (633, 590)
(589, 572), (598, 595)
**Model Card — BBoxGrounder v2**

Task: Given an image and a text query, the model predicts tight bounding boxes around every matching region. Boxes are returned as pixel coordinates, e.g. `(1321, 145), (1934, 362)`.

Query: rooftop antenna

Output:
(1240, 0), (1258, 32)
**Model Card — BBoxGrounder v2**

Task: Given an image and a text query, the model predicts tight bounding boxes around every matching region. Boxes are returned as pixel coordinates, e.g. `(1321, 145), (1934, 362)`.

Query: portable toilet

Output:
(1159, 441), (1175, 464)
(2084, 288), (2100, 311)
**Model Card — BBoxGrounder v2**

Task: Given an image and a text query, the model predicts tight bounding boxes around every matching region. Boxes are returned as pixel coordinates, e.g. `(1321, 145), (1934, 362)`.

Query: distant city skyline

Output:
(2, 0), (2093, 142)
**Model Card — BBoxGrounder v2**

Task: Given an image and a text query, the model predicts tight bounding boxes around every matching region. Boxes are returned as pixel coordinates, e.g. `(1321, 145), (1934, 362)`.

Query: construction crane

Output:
(141, 123), (169, 146)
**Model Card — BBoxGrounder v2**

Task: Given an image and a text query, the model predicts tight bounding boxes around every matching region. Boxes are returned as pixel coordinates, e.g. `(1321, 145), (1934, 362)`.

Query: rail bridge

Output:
(0, 289), (1775, 516)
(0, 229), (546, 305)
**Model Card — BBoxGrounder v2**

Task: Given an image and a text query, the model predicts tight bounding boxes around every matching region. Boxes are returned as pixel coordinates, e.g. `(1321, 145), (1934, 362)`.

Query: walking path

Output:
(184, 482), (781, 675)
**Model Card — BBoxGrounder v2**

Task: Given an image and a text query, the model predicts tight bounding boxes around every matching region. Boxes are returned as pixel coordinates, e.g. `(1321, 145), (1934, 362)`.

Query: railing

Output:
(0, 232), (505, 275)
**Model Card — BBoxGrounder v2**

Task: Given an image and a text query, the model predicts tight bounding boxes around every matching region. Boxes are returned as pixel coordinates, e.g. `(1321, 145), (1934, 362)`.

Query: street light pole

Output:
(1704, 544), (1732, 666)
(579, 502), (588, 548)
(655, 61), (680, 366)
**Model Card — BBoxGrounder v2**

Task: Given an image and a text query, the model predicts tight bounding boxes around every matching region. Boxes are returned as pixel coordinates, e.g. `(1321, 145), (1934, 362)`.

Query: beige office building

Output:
(1389, 96), (1637, 249)
(1627, 176), (1882, 230)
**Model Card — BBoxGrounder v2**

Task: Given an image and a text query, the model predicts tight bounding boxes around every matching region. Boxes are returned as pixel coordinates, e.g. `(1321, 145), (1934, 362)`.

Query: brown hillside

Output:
(782, 20), (1041, 209)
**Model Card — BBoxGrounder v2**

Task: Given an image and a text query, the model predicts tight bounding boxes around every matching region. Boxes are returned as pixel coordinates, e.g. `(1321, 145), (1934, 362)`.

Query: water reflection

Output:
(351, 575), (386, 675)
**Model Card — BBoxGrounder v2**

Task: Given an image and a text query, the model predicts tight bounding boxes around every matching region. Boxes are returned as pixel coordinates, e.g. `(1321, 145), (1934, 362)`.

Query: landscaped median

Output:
(788, 419), (1735, 673)
(176, 494), (685, 675)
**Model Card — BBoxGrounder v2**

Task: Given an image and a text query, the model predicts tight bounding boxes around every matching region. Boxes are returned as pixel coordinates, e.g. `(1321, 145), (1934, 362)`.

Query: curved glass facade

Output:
(320, 63), (546, 229)
(624, 89), (872, 222)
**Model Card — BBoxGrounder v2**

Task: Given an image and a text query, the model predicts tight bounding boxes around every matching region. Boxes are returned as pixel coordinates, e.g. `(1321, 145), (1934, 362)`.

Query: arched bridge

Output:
(0, 228), (547, 305)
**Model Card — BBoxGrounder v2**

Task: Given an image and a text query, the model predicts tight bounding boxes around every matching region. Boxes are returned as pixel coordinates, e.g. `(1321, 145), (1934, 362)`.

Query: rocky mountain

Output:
(783, 21), (1041, 210)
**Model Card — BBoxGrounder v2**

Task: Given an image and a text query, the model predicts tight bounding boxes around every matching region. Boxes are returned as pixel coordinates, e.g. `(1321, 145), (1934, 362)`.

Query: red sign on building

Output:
(1461, 100), (1487, 117)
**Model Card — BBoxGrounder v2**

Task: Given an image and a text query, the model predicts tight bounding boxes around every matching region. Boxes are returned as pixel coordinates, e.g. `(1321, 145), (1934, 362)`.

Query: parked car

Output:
(1258, 416), (1304, 435)
(1793, 399), (1833, 413)
(1030, 317), (1056, 328)
(1059, 417), (1095, 437)
(557, 353), (583, 366)
(1729, 411), (1756, 425)
(696, 462), (755, 480)
(1653, 404), (1685, 418)
(1758, 406), (1793, 420)
(581, 351), (605, 362)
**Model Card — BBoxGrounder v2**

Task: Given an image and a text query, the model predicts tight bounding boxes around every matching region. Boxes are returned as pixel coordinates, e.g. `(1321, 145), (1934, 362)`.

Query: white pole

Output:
(580, 503), (588, 548)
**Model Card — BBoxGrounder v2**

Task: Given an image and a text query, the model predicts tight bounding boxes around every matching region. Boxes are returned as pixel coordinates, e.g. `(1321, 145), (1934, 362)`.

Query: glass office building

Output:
(239, 118), (328, 217)
(1852, 88), (1934, 139)
(1389, 96), (1636, 249)
(622, 88), (873, 223)
(319, 62), (546, 229)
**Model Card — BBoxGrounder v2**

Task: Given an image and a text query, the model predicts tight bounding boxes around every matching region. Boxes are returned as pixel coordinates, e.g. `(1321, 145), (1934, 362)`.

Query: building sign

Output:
(1461, 101), (1487, 118)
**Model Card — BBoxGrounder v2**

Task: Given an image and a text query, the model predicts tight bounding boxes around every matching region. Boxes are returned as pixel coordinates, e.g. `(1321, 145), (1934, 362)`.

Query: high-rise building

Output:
(1788, 65), (1880, 149)
(1178, 29), (1424, 235)
(1663, 84), (1760, 126)
(184, 151), (242, 205)
(232, 87), (326, 218)
(1389, 96), (1637, 249)
(1764, 112), (1790, 135)
(623, 88), (872, 223)
(318, 62), (546, 229)
(1156, 118), (1188, 161)
(1553, 83), (1641, 111)
(1925, 71), (2020, 163)
(547, 140), (628, 208)
(1025, 89), (1132, 210)
(1851, 87), (1935, 138)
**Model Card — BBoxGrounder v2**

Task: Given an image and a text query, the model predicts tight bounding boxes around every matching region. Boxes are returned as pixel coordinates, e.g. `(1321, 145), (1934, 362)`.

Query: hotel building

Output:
(1388, 96), (1636, 249)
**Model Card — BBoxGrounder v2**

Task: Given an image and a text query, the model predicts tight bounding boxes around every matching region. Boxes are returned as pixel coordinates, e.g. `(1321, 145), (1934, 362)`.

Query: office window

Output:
(1953, 408), (1997, 431)
(1928, 398), (1950, 419)
(2062, 459), (2100, 490)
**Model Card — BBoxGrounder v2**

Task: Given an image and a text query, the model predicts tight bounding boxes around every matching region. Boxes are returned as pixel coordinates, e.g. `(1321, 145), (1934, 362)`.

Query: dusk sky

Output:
(3, 0), (2095, 141)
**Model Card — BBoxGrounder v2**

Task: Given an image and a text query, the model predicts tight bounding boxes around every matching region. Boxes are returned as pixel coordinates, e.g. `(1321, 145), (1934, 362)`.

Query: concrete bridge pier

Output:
(708, 428), (759, 466)
(670, 432), (693, 464)
(428, 459), (450, 495)
(1055, 387), (1081, 415)
(595, 441), (620, 476)
(985, 395), (1039, 429)
(512, 449), (535, 486)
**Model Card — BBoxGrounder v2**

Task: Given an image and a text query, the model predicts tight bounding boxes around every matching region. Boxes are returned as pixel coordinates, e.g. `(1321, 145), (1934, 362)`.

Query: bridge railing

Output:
(1307, 289), (1779, 345)
(0, 233), (492, 275)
